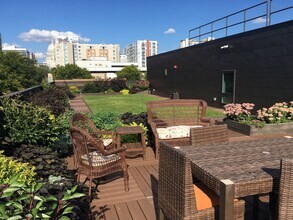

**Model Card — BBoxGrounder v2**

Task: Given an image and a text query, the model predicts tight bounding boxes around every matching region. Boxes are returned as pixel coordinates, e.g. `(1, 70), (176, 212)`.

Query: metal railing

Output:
(188, 0), (293, 45)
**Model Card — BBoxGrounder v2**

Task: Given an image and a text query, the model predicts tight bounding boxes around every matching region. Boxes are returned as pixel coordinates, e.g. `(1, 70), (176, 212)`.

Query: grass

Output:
(83, 93), (224, 117)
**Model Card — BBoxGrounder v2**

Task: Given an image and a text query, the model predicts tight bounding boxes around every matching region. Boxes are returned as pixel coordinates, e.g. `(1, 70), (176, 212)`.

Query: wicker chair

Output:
(69, 113), (117, 167)
(69, 126), (129, 197)
(158, 142), (245, 220)
(189, 124), (228, 146)
(147, 99), (214, 158)
(277, 158), (293, 220)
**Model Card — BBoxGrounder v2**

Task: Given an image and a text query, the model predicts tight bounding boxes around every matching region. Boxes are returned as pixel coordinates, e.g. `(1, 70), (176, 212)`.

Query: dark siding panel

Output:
(147, 21), (293, 109)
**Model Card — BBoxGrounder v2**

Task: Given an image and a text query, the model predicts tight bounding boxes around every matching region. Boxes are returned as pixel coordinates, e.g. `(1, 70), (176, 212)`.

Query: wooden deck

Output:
(68, 130), (293, 220)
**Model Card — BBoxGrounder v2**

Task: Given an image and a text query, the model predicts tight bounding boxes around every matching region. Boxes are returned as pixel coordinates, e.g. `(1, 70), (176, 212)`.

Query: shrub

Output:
(13, 144), (70, 179)
(257, 101), (293, 124)
(120, 89), (129, 95)
(29, 86), (70, 116)
(0, 98), (61, 146)
(89, 112), (122, 130)
(96, 80), (110, 92)
(110, 78), (127, 92)
(0, 177), (85, 220)
(68, 85), (80, 97)
(105, 88), (115, 94)
(81, 82), (99, 93)
(0, 151), (36, 185)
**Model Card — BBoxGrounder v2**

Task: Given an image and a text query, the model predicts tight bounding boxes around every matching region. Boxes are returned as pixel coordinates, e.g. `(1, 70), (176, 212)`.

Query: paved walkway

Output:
(70, 95), (93, 114)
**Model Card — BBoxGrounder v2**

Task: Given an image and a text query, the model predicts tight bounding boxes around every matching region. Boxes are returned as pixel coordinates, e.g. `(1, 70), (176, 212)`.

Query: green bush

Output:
(105, 88), (115, 94)
(68, 85), (80, 96)
(81, 82), (99, 93)
(116, 65), (142, 80)
(29, 85), (70, 116)
(96, 80), (110, 92)
(89, 112), (122, 130)
(0, 98), (61, 146)
(0, 176), (85, 220)
(0, 151), (36, 185)
(110, 78), (127, 92)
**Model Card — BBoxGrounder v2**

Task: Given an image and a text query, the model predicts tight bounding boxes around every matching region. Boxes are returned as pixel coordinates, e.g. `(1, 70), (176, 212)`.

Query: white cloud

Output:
(34, 52), (46, 59)
(164, 28), (176, 34)
(252, 17), (267, 24)
(18, 29), (91, 43)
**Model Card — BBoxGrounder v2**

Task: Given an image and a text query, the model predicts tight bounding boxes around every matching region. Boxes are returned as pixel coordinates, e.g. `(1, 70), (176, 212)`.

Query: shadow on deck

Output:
(67, 129), (293, 220)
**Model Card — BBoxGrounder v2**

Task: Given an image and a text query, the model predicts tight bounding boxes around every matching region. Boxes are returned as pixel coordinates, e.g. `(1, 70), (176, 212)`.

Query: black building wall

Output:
(147, 21), (293, 109)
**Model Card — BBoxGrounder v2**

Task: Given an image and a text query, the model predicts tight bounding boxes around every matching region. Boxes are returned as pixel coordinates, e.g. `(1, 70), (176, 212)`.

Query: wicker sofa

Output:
(147, 99), (214, 158)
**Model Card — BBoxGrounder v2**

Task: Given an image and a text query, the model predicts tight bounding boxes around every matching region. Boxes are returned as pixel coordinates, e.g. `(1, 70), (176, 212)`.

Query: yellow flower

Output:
(49, 114), (55, 120)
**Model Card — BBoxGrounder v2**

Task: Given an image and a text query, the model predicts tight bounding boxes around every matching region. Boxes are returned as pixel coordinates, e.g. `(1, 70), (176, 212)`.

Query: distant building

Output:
(2, 44), (35, 60)
(46, 36), (120, 68)
(180, 38), (199, 48)
(75, 58), (141, 79)
(124, 40), (158, 70)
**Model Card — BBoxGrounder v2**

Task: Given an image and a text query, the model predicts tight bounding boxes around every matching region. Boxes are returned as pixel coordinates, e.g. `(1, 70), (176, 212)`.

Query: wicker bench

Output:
(147, 99), (214, 158)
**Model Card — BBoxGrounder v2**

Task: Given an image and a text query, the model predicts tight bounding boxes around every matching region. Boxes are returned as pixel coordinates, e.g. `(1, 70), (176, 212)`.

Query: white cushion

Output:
(81, 151), (120, 166)
(157, 125), (203, 140)
(102, 138), (112, 146)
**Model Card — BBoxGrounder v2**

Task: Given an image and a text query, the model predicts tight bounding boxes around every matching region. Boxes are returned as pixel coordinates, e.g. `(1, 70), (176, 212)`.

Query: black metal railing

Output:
(188, 0), (292, 45)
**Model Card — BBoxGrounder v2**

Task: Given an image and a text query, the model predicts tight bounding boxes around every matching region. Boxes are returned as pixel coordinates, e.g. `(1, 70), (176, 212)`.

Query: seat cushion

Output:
(157, 125), (203, 140)
(193, 182), (238, 211)
(193, 182), (219, 211)
(81, 151), (120, 167)
(102, 138), (112, 146)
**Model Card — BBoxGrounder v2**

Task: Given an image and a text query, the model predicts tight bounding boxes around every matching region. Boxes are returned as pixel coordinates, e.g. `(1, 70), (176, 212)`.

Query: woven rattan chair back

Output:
(147, 99), (207, 128)
(189, 124), (228, 146)
(69, 126), (129, 197)
(278, 158), (293, 220)
(159, 142), (197, 220)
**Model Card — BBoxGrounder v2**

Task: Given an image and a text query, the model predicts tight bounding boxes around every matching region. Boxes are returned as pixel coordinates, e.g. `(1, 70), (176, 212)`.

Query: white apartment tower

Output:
(124, 40), (158, 69)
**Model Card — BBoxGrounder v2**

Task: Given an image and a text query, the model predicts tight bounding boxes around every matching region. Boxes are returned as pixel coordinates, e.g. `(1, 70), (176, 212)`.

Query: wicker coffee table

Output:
(116, 126), (146, 160)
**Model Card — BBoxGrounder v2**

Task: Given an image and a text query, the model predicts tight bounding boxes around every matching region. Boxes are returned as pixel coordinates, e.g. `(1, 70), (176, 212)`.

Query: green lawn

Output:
(83, 94), (224, 117)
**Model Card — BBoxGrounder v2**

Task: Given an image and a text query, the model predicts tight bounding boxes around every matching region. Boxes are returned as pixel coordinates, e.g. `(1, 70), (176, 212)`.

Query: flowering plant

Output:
(223, 103), (255, 123)
(257, 101), (293, 124)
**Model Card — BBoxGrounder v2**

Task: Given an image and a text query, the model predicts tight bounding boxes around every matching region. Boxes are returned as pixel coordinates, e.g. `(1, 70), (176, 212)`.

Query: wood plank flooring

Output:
(69, 130), (293, 219)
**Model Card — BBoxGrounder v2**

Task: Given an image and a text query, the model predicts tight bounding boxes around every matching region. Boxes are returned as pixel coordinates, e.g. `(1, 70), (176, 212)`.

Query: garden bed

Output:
(225, 119), (293, 136)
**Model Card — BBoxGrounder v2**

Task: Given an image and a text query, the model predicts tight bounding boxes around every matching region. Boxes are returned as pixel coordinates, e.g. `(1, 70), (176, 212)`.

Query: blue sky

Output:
(1, 0), (292, 62)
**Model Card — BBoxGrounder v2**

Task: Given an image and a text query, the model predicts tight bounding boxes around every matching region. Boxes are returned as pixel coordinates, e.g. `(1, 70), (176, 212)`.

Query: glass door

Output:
(221, 70), (236, 104)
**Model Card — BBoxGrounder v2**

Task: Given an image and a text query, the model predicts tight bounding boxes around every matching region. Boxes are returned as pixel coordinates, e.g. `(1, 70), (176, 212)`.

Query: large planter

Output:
(224, 119), (293, 136)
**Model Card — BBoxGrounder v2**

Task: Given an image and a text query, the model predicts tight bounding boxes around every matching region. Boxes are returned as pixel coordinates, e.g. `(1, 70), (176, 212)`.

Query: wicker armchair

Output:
(147, 99), (214, 158)
(69, 126), (129, 197)
(69, 113), (117, 167)
(277, 158), (293, 220)
(158, 142), (245, 220)
(189, 124), (228, 146)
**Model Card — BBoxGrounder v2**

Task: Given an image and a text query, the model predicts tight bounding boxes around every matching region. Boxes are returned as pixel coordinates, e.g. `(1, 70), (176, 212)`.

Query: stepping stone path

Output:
(70, 95), (93, 114)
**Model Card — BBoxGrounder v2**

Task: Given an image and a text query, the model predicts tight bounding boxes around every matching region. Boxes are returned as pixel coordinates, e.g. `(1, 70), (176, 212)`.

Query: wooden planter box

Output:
(224, 119), (293, 136)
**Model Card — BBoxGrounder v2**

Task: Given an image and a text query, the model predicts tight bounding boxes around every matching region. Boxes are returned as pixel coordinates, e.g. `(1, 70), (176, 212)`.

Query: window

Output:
(221, 70), (236, 104)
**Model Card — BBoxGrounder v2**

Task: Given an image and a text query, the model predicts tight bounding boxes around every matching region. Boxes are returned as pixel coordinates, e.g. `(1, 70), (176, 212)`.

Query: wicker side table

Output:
(116, 126), (146, 160)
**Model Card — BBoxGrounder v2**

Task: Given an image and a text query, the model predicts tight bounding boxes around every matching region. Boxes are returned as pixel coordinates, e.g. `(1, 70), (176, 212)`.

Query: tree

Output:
(51, 64), (93, 80)
(116, 65), (142, 80)
(0, 51), (48, 95)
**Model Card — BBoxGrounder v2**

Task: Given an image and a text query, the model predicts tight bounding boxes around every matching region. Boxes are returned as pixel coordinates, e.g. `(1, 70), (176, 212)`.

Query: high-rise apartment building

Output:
(124, 40), (158, 70)
(2, 44), (34, 60)
(46, 36), (120, 68)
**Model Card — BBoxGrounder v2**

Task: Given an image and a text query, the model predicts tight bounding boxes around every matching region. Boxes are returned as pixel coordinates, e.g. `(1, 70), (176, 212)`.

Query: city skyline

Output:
(1, 0), (292, 63)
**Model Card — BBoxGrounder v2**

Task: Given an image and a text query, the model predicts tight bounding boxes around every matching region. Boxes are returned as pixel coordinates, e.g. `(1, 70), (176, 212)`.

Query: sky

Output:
(1, 0), (292, 63)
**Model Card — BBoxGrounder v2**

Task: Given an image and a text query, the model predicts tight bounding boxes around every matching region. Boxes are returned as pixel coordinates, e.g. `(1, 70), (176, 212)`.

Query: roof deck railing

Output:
(188, 0), (293, 45)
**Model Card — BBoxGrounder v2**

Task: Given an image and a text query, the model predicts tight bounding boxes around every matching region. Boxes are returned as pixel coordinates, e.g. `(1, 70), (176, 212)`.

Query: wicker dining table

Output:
(181, 137), (293, 220)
